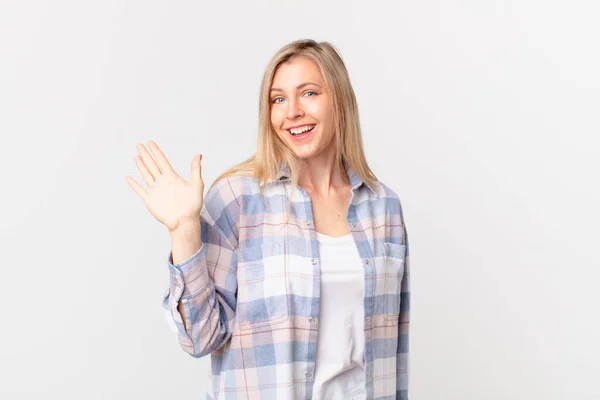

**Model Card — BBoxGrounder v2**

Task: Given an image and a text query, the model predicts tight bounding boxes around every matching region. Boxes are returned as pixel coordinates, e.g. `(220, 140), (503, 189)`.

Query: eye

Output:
(304, 91), (317, 97)
(272, 97), (284, 104)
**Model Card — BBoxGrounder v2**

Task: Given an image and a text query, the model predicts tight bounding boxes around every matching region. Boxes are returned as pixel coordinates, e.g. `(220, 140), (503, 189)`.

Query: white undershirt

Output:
(312, 231), (366, 400)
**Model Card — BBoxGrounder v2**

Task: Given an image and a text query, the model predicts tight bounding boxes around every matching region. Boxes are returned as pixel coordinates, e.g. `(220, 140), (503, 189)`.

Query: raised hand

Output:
(126, 141), (204, 233)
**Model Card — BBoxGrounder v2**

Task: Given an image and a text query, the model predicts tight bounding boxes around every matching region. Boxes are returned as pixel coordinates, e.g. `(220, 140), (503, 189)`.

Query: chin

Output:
(294, 148), (322, 160)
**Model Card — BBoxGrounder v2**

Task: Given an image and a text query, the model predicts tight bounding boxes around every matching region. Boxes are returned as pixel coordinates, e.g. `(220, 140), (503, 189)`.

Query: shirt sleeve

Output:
(161, 178), (240, 358)
(397, 209), (410, 399)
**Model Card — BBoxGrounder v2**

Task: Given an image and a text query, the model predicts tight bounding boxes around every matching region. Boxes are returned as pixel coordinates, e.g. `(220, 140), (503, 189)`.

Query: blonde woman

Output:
(127, 39), (410, 400)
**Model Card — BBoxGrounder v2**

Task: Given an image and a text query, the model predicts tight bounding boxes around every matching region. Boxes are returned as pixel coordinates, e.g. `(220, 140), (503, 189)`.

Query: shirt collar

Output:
(261, 158), (378, 197)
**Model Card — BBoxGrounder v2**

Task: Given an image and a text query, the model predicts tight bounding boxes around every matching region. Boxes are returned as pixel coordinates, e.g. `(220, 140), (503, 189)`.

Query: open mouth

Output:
(287, 124), (316, 136)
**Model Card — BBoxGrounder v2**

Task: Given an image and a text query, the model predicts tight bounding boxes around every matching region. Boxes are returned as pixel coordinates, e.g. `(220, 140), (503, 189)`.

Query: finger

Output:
(147, 141), (174, 175)
(136, 143), (162, 178)
(191, 154), (203, 183)
(125, 175), (148, 201)
(135, 156), (156, 186)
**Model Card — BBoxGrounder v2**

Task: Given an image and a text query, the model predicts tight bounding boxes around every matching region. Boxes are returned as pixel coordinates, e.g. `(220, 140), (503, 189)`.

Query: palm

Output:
(126, 142), (204, 232)
(144, 172), (203, 231)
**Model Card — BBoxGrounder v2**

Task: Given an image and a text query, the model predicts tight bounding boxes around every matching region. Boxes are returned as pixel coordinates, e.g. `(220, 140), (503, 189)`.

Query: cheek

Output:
(311, 101), (332, 125)
(313, 106), (332, 130)
(271, 106), (286, 123)
(270, 112), (279, 130)
(270, 113), (286, 140)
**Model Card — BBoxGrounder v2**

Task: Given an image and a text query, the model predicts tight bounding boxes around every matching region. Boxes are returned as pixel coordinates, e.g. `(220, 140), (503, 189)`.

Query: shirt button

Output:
(305, 220), (312, 226)
(351, 222), (357, 228)
(311, 258), (317, 265)
(364, 259), (370, 264)
(308, 317), (315, 323)
(366, 316), (371, 322)
(366, 372), (371, 378)
(305, 370), (311, 377)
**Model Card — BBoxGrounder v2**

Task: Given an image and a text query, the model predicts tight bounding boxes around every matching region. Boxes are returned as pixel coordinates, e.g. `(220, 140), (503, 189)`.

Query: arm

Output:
(170, 221), (202, 331)
(161, 179), (240, 358)
(397, 211), (410, 399)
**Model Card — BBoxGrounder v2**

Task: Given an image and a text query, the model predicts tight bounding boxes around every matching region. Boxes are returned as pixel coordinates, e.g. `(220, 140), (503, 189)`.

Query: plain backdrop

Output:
(1, 1), (598, 399)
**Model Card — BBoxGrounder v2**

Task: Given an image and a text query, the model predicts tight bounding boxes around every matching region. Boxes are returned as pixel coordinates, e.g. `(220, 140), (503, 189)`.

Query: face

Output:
(270, 56), (335, 160)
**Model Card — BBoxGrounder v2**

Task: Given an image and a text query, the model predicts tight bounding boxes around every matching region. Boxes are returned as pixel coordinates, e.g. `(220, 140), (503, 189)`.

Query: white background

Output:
(1, 0), (598, 399)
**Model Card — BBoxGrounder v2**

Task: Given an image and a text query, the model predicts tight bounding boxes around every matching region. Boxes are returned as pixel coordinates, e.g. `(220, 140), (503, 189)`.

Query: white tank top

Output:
(312, 231), (367, 400)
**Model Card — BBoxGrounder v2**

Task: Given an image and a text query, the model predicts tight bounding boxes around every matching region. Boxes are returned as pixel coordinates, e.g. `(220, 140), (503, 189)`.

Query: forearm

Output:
(170, 221), (201, 264)
(162, 181), (240, 358)
(164, 267), (234, 358)
(170, 222), (201, 331)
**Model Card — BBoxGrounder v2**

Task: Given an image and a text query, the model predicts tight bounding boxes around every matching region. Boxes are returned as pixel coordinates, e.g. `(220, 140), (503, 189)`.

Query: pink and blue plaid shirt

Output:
(162, 159), (410, 399)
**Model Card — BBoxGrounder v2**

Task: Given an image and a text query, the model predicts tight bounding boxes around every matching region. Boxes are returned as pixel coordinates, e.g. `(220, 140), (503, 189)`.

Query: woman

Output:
(127, 39), (410, 400)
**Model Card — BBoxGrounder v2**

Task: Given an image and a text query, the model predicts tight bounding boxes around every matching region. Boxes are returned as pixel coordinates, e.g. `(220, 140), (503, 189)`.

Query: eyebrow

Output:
(270, 82), (322, 93)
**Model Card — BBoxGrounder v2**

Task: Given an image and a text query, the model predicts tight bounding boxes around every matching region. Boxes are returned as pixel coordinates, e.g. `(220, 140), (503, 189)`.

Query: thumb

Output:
(191, 154), (202, 182)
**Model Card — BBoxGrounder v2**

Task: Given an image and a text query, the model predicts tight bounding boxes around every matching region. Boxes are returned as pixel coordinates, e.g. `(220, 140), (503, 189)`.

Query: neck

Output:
(297, 152), (349, 197)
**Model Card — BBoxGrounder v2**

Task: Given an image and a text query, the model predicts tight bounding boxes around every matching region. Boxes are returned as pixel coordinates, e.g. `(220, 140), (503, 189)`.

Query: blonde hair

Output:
(209, 38), (379, 221)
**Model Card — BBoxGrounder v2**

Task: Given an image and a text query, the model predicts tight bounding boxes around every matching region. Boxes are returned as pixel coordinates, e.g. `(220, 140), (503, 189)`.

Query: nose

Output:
(286, 98), (304, 120)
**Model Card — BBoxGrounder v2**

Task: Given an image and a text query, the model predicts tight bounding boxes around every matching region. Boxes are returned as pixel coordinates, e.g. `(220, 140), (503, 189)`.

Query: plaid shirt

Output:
(162, 159), (410, 399)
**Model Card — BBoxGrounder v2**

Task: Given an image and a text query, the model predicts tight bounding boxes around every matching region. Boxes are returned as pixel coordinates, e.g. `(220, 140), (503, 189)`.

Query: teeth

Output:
(290, 125), (315, 135)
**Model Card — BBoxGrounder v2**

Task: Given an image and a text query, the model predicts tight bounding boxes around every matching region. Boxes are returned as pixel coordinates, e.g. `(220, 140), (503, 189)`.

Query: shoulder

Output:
(372, 180), (407, 220)
(372, 180), (409, 246)
(205, 175), (257, 205)
(373, 180), (403, 204)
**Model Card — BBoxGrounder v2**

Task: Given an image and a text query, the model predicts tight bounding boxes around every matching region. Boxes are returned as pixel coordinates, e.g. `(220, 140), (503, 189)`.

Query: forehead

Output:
(271, 56), (324, 88)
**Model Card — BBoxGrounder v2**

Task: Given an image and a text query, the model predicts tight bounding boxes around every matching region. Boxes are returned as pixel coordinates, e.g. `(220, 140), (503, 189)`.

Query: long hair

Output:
(208, 39), (379, 221)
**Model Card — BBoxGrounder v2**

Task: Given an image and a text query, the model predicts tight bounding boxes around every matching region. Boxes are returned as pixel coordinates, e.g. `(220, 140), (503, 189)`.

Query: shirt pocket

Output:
(383, 242), (407, 321)
(236, 241), (290, 330)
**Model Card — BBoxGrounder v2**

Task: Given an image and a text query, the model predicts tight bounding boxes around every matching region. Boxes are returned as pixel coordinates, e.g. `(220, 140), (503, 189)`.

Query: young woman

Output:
(127, 39), (410, 400)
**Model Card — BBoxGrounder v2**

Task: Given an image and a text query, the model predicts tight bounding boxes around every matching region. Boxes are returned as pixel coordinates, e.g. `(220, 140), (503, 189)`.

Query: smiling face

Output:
(270, 56), (336, 160)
